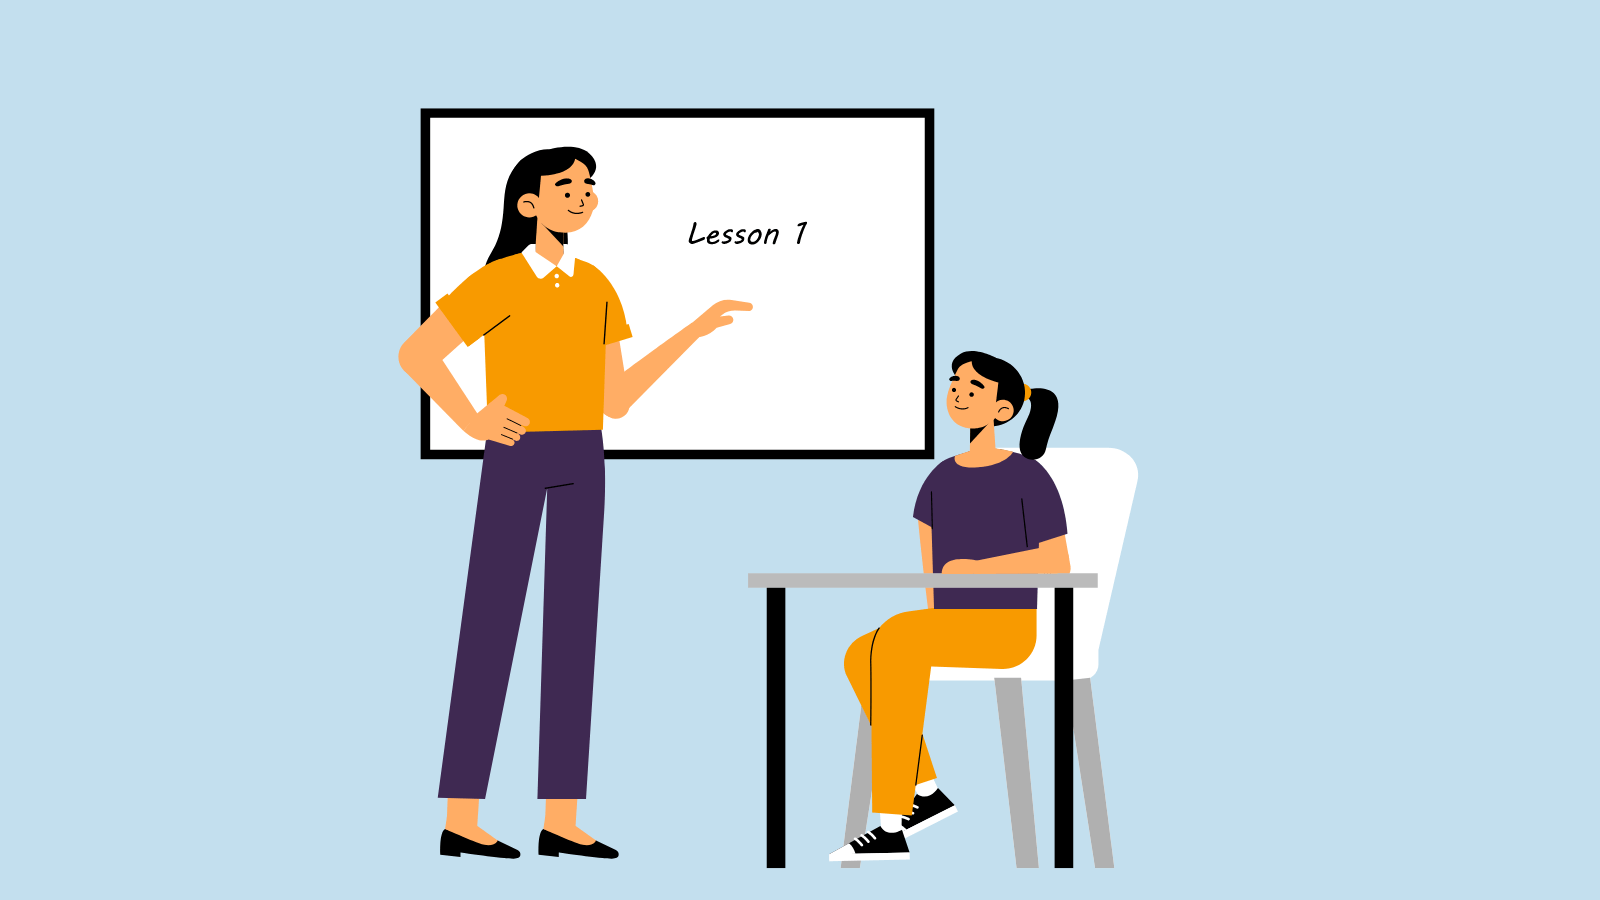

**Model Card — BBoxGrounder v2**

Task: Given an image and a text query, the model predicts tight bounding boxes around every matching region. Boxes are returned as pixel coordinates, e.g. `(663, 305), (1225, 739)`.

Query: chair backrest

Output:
(931, 447), (1138, 682)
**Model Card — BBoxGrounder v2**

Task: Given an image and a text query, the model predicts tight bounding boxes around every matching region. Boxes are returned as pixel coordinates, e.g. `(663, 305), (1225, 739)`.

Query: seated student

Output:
(829, 351), (1066, 863)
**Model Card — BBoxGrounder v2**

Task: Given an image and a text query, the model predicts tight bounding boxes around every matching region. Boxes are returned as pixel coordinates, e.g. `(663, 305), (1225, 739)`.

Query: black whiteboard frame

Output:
(420, 108), (934, 461)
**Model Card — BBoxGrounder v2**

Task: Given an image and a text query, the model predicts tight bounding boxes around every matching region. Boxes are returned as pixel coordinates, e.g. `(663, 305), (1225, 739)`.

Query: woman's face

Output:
(946, 362), (1014, 430)
(517, 160), (599, 233)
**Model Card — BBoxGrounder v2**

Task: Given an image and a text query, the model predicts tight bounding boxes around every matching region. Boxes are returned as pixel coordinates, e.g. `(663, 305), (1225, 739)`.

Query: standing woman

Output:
(400, 147), (751, 860)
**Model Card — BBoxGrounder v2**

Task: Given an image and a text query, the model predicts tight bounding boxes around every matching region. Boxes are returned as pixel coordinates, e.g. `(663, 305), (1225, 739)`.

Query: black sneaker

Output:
(827, 826), (910, 862)
(901, 788), (958, 836)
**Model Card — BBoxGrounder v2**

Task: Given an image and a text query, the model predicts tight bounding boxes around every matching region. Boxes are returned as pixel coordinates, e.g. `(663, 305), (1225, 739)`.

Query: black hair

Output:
(951, 350), (1059, 460)
(485, 146), (598, 265)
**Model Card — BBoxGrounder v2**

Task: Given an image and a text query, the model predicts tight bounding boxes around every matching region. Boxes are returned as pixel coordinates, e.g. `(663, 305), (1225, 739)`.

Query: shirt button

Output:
(554, 281), (561, 288)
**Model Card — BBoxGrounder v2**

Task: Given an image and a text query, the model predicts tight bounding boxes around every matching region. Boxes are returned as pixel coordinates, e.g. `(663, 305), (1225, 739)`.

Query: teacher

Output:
(399, 146), (752, 860)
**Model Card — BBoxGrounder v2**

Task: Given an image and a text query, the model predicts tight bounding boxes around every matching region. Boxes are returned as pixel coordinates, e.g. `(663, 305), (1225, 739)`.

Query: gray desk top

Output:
(747, 573), (1098, 589)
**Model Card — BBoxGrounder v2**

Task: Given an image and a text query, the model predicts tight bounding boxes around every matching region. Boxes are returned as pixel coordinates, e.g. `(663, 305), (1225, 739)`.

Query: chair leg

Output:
(1073, 678), (1114, 867)
(841, 711), (872, 869)
(994, 677), (1040, 868)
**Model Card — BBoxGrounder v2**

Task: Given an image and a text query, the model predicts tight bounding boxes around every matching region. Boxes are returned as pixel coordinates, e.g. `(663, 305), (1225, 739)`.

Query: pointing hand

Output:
(687, 300), (754, 338)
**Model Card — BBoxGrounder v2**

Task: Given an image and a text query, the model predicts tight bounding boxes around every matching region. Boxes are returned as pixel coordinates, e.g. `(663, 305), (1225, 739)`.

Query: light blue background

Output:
(3, 2), (1596, 897)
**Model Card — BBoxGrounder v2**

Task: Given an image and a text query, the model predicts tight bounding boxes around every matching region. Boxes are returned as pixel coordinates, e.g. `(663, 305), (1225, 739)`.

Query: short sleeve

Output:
(434, 263), (511, 347)
(912, 467), (938, 526)
(1024, 462), (1068, 545)
(589, 264), (632, 344)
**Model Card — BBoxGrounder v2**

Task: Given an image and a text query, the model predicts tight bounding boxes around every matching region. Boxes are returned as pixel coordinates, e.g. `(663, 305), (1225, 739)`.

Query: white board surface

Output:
(425, 113), (929, 456)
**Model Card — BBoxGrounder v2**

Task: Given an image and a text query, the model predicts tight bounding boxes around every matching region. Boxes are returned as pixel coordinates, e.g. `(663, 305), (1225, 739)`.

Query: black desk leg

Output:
(767, 587), (786, 868)
(1056, 586), (1073, 868)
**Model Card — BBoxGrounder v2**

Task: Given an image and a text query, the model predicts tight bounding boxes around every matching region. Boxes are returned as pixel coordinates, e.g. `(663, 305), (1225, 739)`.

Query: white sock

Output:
(915, 779), (938, 797)
(879, 812), (905, 833)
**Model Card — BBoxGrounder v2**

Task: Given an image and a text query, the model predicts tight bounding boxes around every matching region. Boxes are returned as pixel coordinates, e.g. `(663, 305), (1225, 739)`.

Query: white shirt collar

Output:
(523, 247), (577, 279)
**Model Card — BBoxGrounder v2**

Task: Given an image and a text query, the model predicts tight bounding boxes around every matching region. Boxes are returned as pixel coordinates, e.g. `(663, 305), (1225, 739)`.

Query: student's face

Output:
(517, 160), (599, 233)
(946, 362), (1014, 430)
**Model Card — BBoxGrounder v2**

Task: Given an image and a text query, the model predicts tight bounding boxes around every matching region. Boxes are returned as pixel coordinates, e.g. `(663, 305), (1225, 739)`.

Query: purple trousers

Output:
(438, 430), (605, 800)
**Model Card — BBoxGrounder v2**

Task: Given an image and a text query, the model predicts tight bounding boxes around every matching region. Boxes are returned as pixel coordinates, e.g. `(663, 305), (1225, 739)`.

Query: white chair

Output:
(840, 448), (1138, 868)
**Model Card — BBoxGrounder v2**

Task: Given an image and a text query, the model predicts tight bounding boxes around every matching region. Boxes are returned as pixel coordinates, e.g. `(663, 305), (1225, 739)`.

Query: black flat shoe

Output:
(538, 829), (619, 859)
(440, 829), (521, 859)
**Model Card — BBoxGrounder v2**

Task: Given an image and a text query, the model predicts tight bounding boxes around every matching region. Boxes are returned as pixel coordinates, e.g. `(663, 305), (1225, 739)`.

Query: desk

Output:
(748, 573), (1099, 868)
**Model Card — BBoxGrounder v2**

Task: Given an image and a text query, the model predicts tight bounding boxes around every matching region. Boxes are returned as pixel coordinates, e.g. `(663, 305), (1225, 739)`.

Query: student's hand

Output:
(686, 300), (754, 338)
(466, 394), (529, 447)
(941, 559), (978, 574)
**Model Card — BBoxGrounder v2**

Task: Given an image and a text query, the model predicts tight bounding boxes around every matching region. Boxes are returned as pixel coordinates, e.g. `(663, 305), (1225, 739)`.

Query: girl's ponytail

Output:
(1018, 386), (1057, 460)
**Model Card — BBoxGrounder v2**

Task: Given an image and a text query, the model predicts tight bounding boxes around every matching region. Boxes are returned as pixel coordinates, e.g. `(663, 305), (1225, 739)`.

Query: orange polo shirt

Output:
(435, 251), (632, 432)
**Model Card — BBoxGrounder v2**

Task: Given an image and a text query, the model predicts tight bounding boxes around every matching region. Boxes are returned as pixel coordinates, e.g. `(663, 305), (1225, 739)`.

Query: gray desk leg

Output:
(1056, 586), (1073, 867)
(767, 587), (786, 868)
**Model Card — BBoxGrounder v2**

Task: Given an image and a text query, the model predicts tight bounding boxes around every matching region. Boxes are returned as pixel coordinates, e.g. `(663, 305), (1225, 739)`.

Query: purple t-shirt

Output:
(913, 453), (1068, 609)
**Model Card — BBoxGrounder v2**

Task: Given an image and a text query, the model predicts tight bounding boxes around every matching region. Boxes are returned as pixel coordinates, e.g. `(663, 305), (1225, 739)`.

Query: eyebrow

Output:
(970, 379), (985, 388)
(584, 178), (595, 185)
(554, 178), (572, 186)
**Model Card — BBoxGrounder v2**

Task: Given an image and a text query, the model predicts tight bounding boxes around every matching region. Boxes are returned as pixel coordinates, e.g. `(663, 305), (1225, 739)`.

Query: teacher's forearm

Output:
(404, 355), (478, 432)
(615, 327), (698, 410)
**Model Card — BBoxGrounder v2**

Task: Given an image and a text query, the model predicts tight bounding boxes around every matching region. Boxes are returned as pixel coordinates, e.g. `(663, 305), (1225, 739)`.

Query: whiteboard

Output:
(421, 110), (931, 458)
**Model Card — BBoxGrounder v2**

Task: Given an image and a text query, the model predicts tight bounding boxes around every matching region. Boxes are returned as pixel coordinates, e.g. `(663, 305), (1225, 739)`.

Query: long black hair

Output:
(952, 350), (1059, 460)
(485, 146), (598, 265)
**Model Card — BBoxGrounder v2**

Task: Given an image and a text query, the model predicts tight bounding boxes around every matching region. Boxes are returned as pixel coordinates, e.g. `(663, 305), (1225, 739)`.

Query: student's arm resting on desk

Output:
(603, 300), (753, 418)
(941, 534), (1071, 575)
(919, 521), (935, 608)
(398, 311), (530, 447)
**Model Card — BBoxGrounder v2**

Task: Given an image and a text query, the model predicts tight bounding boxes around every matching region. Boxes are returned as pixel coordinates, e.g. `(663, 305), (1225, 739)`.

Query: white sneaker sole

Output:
(827, 849), (911, 862)
(903, 805), (958, 837)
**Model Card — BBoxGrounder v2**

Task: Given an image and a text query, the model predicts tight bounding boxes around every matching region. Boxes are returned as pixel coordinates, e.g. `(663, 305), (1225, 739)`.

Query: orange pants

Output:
(843, 608), (1037, 814)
